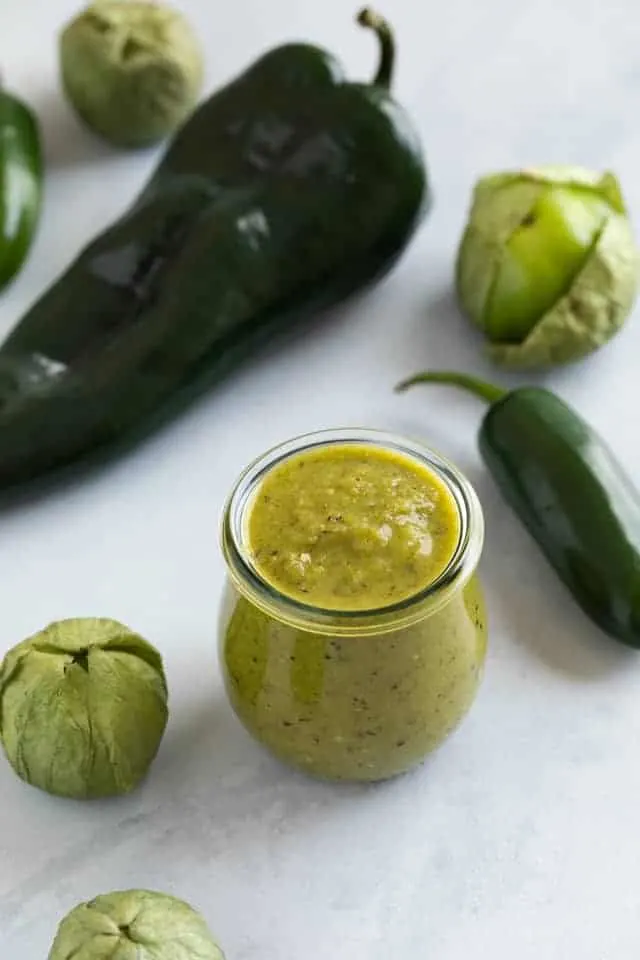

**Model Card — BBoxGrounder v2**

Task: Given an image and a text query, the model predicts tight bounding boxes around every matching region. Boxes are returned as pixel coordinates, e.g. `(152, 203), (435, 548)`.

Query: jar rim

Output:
(221, 428), (484, 637)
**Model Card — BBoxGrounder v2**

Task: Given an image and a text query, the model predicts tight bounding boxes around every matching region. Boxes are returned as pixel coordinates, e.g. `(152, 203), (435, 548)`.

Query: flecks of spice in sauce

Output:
(246, 443), (460, 611)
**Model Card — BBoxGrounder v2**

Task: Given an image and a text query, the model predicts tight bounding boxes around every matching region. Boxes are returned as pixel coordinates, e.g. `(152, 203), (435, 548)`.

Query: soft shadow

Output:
(154, 691), (381, 804)
(399, 281), (493, 376)
(423, 283), (486, 364)
(392, 279), (558, 395)
(146, 685), (440, 839)
(480, 481), (638, 680)
(33, 83), (154, 170)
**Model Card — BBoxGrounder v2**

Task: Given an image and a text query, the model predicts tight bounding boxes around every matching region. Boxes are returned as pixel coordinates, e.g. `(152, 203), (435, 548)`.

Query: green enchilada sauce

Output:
(247, 444), (460, 608)
(222, 443), (486, 781)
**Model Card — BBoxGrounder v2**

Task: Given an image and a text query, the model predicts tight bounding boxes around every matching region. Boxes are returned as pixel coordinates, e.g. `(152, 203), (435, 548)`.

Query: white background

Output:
(2, 1), (640, 957)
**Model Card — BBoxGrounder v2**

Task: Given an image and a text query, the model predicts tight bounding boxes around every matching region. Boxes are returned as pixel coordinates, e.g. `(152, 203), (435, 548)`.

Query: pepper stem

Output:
(356, 8), (395, 89)
(395, 371), (507, 405)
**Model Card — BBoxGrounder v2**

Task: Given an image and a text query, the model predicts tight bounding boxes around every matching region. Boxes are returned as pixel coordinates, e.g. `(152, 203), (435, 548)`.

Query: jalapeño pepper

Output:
(397, 371), (640, 649)
(0, 9), (427, 497)
(0, 82), (42, 291)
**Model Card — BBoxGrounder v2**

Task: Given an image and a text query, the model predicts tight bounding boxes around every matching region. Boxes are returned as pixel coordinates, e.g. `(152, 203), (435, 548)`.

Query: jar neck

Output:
(221, 429), (484, 637)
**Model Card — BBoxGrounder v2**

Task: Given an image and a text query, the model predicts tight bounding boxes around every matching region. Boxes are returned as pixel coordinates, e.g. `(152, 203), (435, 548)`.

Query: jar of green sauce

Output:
(219, 429), (487, 782)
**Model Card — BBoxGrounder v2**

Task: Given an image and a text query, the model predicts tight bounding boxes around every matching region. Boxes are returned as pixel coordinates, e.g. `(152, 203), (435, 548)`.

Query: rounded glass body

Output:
(219, 429), (487, 782)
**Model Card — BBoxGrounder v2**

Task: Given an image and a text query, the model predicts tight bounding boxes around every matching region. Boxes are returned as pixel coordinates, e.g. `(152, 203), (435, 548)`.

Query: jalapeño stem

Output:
(395, 371), (508, 405)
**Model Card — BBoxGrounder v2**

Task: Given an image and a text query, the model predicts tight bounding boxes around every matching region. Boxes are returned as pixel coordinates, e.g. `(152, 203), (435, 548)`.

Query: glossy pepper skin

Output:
(0, 84), (42, 291)
(0, 9), (427, 496)
(397, 372), (640, 649)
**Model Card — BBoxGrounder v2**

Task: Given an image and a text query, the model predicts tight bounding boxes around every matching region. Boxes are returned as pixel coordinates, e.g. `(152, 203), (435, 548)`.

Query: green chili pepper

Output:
(0, 82), (42, 291)
(397, 370), (640, 649)
(0, 9), (427, 497)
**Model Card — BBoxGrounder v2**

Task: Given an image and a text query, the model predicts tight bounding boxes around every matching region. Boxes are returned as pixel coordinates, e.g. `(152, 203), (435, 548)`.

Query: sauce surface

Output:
(246, 443), (460, 611)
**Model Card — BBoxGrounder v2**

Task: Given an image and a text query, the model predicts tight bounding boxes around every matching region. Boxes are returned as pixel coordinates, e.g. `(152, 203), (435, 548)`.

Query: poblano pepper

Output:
(0, 9), (427, 495)
(397, 370), (640, 649)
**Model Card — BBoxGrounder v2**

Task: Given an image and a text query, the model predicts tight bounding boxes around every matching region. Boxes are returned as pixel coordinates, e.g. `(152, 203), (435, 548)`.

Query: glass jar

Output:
(219, 429), (487, 782)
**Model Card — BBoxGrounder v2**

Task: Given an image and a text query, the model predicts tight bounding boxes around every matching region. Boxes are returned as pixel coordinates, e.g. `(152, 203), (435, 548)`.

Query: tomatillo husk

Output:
(0, 618), (168, 799)
(455, 166), (640, 368)
(60, 0), (204, 148)
(47, 890), (225, 960)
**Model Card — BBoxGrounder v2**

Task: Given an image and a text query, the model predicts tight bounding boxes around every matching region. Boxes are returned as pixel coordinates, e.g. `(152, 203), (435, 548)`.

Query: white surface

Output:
(1, 1), (640, 957)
